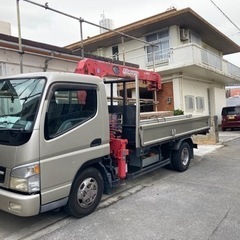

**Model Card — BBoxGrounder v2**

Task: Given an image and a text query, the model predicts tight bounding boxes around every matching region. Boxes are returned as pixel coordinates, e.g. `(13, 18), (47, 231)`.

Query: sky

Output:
(1, 0), (240, 66)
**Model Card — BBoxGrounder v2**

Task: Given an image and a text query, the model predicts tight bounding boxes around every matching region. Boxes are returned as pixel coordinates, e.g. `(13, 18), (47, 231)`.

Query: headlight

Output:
(10, 163), (40, 193)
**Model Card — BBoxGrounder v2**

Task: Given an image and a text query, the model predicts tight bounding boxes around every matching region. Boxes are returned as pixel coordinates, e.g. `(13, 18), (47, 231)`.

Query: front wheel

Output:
(65, 167), (103, 218)
(171, 142), (192, 172)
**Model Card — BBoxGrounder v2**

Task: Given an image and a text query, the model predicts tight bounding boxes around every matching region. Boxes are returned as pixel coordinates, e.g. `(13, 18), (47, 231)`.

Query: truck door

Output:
(39, 82), (103, 206)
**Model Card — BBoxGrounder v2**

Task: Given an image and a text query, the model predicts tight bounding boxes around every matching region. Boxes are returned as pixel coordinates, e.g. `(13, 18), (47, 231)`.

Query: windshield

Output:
(0, 77), (45, 145)
(222, 107), (240, 116)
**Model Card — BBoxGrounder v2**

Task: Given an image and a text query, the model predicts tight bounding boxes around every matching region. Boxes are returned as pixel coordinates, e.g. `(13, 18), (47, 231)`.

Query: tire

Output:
(171, 142), (191, 172)
(222, 127), (226, 131)
(65, 167), (103, 218)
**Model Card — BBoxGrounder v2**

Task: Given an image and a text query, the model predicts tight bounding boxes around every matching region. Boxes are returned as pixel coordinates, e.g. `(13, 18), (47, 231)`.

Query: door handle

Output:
(90, 138), (102, 147)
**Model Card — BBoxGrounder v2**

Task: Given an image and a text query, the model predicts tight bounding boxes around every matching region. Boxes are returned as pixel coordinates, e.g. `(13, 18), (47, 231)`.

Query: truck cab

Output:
(0, 72), (109, 217)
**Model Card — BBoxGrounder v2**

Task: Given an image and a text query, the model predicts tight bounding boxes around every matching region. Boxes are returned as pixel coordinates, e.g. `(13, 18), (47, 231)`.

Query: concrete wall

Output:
(0, 49), (77, 76)
(209, 87), (226, 124)
(192, 116), (219, 145)
(172, 76), (210, 115)
(0, 21), (11, 35)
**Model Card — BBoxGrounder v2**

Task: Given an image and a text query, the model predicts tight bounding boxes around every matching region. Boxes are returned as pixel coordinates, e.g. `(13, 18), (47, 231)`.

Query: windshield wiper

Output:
(0, 121), (15, 125)
(0, 123), (28, 132)
(20, 92), (41, 102)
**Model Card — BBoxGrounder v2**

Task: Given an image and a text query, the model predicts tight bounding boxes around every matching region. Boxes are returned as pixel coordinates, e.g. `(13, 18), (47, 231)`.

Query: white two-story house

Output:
(67, 7), (240, 124)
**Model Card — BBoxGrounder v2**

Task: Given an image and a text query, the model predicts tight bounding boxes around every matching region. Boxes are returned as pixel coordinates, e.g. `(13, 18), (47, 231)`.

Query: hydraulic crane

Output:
(75, 58), (162, 179)
(75, 58), (161, 91)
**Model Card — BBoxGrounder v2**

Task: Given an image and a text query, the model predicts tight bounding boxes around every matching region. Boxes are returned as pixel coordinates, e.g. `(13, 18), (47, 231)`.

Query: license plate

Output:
(227, 115), (235, 120)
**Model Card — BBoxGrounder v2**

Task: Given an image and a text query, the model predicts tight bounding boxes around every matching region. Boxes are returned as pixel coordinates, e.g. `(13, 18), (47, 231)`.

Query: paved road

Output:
(1, 135), (240, 240)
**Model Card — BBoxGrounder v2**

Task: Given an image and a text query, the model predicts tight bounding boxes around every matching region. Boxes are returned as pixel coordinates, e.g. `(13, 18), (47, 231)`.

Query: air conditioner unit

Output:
(180, 29), (190, 41)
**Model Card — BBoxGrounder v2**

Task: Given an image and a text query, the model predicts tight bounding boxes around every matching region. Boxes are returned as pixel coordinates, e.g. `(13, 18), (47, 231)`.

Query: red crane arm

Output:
(75, 58), (161, 90)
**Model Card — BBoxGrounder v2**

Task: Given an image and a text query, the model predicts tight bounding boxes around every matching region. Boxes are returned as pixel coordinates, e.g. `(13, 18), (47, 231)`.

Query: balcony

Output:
(125, 43), (240, 85)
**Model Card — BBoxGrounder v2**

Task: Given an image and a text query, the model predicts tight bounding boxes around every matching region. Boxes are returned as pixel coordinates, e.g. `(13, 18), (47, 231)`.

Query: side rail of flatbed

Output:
(139, 114), (210, 147)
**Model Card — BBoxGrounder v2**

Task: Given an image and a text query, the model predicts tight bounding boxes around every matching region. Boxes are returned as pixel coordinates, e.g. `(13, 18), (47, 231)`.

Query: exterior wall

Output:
(181, 78), (210, 116)
(172, 76), (183, 110)
(118, 39), (146, 67)
(169, 25), (180, 47)
(0, 49), (77, 76)
(209, 87), (226, 124)
(0, 21), (11, 35)
(93, 38), (146, 68)
(228, 88), (240, 97)
(171, 75), (211, 115)
(157, 82), (174, 111)
(96, 48), (107, 58)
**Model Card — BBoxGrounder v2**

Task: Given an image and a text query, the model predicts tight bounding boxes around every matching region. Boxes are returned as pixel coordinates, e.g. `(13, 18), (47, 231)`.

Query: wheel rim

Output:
(77, 177), (98, 208)
(181, 147), (189, 166)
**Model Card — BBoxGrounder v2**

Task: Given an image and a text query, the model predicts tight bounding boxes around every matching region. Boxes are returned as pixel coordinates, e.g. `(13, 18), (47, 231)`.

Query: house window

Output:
(112, 46), (119, 60)
(145, 29), (169, 64)
(196, 96), (205, 111)
(185, 95), (195, 111)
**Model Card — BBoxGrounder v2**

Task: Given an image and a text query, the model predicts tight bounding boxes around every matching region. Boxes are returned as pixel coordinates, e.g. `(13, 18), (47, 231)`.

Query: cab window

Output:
(45, 84), (97, 139)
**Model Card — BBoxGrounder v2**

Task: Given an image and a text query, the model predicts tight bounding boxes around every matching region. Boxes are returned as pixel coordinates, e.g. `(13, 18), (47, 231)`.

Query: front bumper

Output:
(0, 188), (40, 217)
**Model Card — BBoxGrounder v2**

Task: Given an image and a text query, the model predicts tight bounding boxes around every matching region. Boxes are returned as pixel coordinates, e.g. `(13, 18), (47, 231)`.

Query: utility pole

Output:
(16, 0), (23, 73)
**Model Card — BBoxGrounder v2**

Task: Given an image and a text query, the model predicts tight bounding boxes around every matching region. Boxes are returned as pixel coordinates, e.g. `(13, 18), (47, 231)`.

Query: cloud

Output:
(0, 0), (240, 65)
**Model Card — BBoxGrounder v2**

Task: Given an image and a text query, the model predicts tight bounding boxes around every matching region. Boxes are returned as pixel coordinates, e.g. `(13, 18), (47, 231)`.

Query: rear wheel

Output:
(171, 142), (191, 172)
(65, 167), (103, 218)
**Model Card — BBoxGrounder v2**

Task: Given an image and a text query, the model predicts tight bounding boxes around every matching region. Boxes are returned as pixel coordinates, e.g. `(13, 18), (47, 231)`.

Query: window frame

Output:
(145, 29), (170, 64)
(185, 95), (195, 112)
(196, 96), (205, 112)
(44, 82), (98, 140)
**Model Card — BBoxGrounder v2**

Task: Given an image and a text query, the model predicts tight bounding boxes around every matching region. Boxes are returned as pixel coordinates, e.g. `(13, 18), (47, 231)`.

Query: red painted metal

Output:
(110, 138), (129, 179)
(75, 58), (161, 91)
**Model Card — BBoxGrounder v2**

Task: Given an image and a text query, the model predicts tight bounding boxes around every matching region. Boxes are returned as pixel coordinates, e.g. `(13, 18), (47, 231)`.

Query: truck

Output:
(0, 58), (210, 217)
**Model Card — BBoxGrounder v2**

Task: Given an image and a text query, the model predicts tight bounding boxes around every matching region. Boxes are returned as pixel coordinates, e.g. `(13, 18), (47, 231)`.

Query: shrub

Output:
(174, 109), (184, 115)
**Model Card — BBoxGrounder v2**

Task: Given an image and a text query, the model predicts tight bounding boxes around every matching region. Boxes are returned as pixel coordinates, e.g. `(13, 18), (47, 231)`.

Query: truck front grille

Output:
(0, 167), (6, 183)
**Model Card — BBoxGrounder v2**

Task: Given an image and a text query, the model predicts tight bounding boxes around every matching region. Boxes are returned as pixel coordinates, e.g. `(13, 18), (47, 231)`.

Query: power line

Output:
(210, 0), (240, 32)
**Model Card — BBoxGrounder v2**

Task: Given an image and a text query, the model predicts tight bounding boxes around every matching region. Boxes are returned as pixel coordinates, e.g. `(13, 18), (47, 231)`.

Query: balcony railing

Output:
(201, 48), (222, 71)
(123, 43), (240, 80)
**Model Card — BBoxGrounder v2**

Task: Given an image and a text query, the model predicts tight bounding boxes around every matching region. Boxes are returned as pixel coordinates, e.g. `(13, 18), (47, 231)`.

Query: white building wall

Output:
(93, 38), (146, 67)
(169, 25), (180, 47)
(169, 74), (226, 124)
(0, 21), (11, 35)
(172, 76), (183, 110)
(0, 49), (77, 76)
(209, 87), (226, 124)
(119, 39), (145, 67)
(181, 78), (210, 116)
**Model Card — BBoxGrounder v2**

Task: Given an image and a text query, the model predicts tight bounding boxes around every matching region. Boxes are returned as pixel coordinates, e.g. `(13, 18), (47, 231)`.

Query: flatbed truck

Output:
(0, 59), (210, 217)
